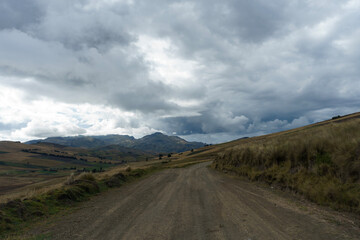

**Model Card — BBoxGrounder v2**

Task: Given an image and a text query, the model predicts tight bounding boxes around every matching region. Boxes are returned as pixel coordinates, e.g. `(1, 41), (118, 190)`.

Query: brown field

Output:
(0, 140), (204, 204)
(0, 141), (125, 201)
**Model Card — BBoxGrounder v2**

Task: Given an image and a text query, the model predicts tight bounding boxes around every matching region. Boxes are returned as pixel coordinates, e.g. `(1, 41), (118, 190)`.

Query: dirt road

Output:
(32, 162), (360, 239)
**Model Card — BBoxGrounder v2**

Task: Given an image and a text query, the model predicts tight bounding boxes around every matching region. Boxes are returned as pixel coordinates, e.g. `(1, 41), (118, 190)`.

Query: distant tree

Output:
(159, 154), (163, 160)
(191, 149), (194, 152)
(168, 153), (172, 158)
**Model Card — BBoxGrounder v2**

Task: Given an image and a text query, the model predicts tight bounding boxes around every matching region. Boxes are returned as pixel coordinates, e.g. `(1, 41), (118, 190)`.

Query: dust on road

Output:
(31, 162), (360, 240)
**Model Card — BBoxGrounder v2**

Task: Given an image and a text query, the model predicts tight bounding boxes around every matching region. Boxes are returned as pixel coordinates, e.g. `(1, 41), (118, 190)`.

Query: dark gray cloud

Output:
(109, 83), (178, 113)
(29, 1), (135, 52)
(159, 110), (249, 136)
(0, 0), (359, 143)
(197, 0), (288, 42)
(0, 0), (43, 30)
(0, 122), (27, 131)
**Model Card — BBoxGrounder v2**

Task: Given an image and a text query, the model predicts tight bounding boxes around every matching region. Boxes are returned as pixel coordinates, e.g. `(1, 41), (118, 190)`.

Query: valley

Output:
(0, 141), (117, 203)
(0, 132), (202, 202)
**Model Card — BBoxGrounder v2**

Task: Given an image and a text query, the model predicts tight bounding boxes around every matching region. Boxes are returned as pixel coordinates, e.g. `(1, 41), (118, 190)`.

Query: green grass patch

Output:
(0, 161), (45, 170)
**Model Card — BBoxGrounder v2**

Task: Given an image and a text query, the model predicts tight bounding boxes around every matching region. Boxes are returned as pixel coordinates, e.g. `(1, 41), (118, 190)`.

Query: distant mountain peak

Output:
(149, 132), (165, 136)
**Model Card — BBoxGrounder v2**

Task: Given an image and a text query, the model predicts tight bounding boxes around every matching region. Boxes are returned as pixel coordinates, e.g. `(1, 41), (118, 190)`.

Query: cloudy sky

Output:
(1, 0), (359, 143)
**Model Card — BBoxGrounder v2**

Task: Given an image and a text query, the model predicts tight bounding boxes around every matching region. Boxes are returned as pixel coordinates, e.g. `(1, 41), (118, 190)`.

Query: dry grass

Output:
(0, 178), (66, 205)
(65, 173), (75, 185)
(213, 116), (360, 213)
(0, 163), (158, 236)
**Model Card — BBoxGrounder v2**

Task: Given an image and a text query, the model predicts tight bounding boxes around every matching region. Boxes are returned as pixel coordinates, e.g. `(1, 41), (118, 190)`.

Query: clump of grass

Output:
(65, 173), (75, 185)
(212, 119), (360, 213)
(104, 172), (126, 187)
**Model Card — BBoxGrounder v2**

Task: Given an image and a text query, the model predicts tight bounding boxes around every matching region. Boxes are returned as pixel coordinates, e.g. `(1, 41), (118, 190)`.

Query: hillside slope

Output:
(0, 140), (155, 199)
(131, 132), (204, 153)
(0, 141), (113, 197)
(211, 112), (360, 213)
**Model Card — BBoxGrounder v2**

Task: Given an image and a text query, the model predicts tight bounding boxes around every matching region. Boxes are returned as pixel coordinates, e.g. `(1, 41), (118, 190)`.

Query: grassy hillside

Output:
(212, 112), (360, 213)
(132, 132), (204, 153)
(88, 145), (155, 163)
(0, 141), (154, 201)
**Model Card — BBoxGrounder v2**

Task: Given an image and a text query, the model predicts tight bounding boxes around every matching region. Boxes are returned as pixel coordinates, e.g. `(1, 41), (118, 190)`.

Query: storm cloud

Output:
(0, 0), (359, 143)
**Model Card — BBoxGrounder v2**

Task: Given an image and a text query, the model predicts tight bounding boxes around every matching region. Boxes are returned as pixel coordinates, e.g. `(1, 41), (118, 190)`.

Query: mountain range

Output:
(25, 132), (205, 153)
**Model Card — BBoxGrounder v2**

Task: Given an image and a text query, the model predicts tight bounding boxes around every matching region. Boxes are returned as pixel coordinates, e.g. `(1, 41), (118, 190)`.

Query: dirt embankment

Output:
(30, 162), (360, 240)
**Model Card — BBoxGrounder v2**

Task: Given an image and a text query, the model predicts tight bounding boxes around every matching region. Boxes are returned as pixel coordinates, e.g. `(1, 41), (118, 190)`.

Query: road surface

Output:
(32, 162), (360, 239)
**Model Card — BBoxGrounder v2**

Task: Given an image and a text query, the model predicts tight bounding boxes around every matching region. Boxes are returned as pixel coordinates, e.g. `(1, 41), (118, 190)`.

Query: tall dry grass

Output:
(213, 119), (360, 212)
(0, 180), (66, 205)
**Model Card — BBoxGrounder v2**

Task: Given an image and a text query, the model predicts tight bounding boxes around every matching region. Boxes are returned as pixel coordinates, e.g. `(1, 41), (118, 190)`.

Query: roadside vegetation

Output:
(0, 149), (208, 238)
(212, 116), (360, 213)
(0, 165), (158, 238)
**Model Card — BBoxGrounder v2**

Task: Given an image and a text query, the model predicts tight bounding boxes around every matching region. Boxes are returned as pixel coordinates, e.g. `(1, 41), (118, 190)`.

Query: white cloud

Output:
(0, 85), (161, 141)
(135, 35), (201, 88)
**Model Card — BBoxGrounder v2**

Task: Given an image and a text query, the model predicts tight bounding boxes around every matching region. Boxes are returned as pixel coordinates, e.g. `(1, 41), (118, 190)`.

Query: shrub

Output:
(77, 173), (96, 182)
(104, 173), (126, 187)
